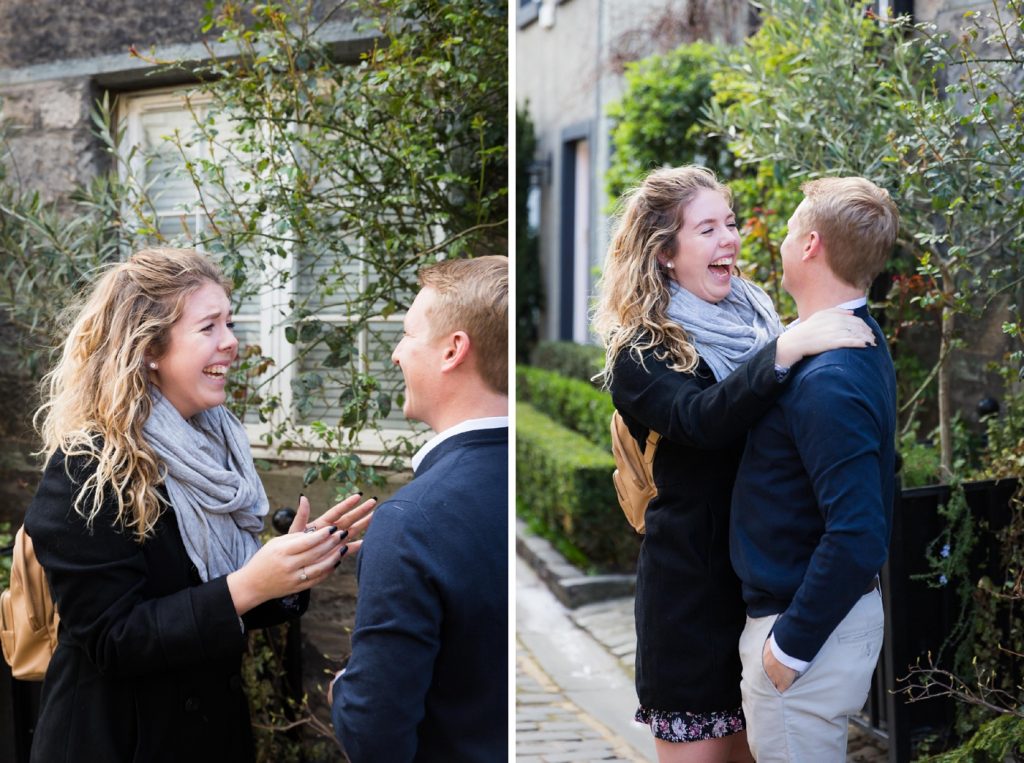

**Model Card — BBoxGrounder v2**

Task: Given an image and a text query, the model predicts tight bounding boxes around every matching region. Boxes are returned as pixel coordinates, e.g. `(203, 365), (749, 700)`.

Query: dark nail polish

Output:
(339, 545), (349, 558)
(334, 559), (342, 568)
(329, 526), (338, 535)
(338, 529), (349, 540)
(372, 496), (378, 501)
(300, 492), (305, 497)
(357, 491), (363, 496)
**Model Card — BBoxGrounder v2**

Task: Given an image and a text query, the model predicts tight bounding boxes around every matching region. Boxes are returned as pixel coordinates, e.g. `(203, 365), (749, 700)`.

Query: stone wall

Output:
(0, 0), (213, 68)
(0, 0), (214, 201)
(0, 77), (102, 200)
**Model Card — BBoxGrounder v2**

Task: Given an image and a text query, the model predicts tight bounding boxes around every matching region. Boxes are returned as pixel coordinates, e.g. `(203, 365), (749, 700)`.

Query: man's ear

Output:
(801, 230), (823, 262)
(440, 331), (472, 374)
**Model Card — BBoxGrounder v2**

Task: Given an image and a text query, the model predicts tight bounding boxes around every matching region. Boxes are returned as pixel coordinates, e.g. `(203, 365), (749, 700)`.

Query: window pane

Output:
(229, 319), (268, 426)
(295, 241), (365, 314)
(293, 319), (409, 432)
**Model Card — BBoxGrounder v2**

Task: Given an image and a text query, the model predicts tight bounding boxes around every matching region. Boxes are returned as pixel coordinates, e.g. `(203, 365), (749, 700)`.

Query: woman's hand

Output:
(288, 493), (376, 557)
(775, 308), (876, 369)
(227, 525), (349, 615)
(227, 494), (377, 614)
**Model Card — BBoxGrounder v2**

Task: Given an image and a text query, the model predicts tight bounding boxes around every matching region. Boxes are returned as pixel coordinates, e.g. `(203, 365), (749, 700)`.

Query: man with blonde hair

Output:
(730, 178), (898, 760)
(330, 255), (508, 762)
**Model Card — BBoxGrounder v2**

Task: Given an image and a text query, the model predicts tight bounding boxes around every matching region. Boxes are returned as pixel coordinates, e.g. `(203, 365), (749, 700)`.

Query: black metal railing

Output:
(854, 478), (1019, 763)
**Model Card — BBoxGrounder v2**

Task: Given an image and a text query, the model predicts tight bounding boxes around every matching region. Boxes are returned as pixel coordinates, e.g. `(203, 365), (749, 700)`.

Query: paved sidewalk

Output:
(516, 557), (655, 762)
(516, 644), (641, 762)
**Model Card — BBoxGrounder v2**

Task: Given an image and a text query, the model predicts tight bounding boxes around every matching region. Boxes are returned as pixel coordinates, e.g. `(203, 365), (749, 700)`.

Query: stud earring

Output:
(149, 362), (158, 370)
(665, 262), (675, 270)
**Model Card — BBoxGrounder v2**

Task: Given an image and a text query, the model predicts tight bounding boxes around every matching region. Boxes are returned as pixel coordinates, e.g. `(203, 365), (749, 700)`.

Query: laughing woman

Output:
(25, 248), (374, 763)
(592, 166), (874, 763)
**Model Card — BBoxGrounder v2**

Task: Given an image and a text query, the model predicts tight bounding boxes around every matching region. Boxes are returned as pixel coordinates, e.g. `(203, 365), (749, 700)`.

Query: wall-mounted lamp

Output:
(527, 155), (552, 187)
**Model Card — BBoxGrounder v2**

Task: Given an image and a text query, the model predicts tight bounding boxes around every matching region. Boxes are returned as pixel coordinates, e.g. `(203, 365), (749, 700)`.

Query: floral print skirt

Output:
(635, 704), (745, 742)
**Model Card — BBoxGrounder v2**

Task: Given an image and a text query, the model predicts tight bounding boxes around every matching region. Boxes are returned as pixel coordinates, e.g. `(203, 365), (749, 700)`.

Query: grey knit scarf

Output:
(665, 277), (783, 382)
(142, 389), (267, 582)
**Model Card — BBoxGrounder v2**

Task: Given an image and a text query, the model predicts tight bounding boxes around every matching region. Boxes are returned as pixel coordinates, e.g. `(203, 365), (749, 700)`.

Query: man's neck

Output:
(427, 392), (508, 435)
(795, 284), (867, 322)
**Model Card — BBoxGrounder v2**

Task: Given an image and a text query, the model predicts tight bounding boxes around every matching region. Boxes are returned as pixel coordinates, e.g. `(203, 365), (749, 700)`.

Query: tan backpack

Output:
(0, 526), (59, 681)
(610, 411), (661, 534)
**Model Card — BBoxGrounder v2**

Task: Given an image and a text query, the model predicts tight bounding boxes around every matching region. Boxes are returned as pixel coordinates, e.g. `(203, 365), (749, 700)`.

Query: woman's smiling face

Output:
(150, 280), (238, 420)
(661, 188), (740, 304)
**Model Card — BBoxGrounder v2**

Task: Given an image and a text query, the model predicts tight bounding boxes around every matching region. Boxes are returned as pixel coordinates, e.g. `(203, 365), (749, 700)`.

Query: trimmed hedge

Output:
(529, 341), (605, 386)
(516, 402), (639, 572)
(516, 365), (615, 452)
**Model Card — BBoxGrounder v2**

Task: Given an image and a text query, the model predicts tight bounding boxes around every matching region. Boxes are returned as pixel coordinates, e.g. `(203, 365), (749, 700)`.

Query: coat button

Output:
(185, 697), (201, 713)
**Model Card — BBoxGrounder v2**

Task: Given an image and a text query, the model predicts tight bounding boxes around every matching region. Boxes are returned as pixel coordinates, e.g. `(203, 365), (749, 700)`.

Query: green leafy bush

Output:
(920, 714), (1024, 763)
(729, 168), (801, 320)
(899, 422), (942, 489)
(529, 341), (605, 386)
(516, 366), (614, 451)
(605, 41), (732, 202)
(516, 402), (638, 572)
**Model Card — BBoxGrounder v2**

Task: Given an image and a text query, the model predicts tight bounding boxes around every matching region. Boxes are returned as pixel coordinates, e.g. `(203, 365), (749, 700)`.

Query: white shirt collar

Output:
(789, 296), (868, 328)
(411, 416), (509, 473)
(835, 296), (868, 311)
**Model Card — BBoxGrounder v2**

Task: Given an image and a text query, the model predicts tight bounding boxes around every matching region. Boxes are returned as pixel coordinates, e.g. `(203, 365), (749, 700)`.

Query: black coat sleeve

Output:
(25, 450), (249, 677)
(610, 340), (787, 450)
(243, 590), (309, 631)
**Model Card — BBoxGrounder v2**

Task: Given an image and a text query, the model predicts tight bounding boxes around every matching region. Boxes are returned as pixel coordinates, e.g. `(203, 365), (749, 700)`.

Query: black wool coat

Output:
(24, 449), (307, 763)
(610, 340), (787, 713)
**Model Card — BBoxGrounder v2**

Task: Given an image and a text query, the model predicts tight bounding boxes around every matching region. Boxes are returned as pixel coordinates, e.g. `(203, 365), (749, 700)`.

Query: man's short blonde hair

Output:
(418, 255), (508, 395)
(796, 177), (899, 289)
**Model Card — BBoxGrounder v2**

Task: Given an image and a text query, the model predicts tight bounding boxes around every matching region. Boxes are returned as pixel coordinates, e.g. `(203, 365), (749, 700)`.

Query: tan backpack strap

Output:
(643, 430), (660, 466)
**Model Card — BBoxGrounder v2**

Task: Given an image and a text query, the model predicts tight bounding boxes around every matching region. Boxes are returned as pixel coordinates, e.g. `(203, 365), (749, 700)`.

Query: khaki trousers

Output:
(738, 590), (884, 762)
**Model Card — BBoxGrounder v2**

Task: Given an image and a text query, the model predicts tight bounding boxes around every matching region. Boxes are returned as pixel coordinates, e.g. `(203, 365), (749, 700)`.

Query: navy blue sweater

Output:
(730, 308), (896, 662)
(331, 427), (508, 763)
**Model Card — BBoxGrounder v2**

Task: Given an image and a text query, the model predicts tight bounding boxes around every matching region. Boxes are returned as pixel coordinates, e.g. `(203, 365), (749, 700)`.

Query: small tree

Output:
(706, 0), (1024, 479)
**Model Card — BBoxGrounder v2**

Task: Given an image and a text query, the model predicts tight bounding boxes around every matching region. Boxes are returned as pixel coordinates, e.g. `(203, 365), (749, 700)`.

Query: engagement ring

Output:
(303, 524), (317, 533)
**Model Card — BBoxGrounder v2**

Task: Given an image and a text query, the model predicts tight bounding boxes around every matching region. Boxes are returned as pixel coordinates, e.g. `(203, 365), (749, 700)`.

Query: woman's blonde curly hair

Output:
(593, 165), (732, 387)
(35, 248), (231, 541)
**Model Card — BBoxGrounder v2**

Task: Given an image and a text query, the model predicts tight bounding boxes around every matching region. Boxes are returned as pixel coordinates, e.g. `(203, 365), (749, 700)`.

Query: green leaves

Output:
(605, 41), (731, 201)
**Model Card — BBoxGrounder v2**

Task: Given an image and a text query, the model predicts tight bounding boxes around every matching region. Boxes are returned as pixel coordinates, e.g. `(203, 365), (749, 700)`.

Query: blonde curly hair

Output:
(593, 165), (732, 387)
(36, 248), (231, 541)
